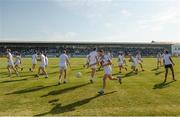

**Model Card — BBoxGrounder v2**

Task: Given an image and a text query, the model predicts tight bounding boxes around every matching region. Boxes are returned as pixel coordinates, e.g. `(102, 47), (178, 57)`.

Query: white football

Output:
(75, 72), (82, 78)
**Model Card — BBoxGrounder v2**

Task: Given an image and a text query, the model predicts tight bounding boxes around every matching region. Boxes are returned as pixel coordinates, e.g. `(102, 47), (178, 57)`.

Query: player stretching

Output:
(88, 48), (99, 83)
(157, 52), (162, 69)
(6, 49), (19, 77)
(35, 51), (48, 78)
(29, 51), (37, 72)
(129, 54), (138, 74)
(14, 52), (23, 72)
(136, 51), (144, 71)
(98, 49), (121, 95)
(163, 50), (176, 83)
(118, 52), (127, 73)
(58, 50), (71, 85)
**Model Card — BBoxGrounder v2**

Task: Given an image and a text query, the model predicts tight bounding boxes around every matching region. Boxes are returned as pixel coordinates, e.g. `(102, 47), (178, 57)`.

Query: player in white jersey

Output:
(87, 48), (99, 83)
(14, 52), (23, 72)
(6, 49), (19, 77)
(44, 54), (48, 67)
(35, 51), (48, 78)
(123, 53), (127, 66)
(83, 55), (89, 68)
(118, 52), (127, 73)
(163, 50), (176, 83)
(107, 51), (113, 60)
(157, 52), (163, 69)
(29, 52), (38, 72)
(97, 49), (121, 95)
(136, 51), (144, 71)
(58, 50), (71, 85)
(129, 54), (138, 74)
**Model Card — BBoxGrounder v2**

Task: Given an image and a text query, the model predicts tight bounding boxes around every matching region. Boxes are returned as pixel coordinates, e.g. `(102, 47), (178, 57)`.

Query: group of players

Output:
(5, 48), (176, 95)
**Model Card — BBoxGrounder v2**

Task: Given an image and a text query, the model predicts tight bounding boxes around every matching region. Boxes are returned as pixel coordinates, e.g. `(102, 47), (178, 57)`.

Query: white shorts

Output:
(132, 63), (137, 67)
(157, 58), (161, 62)
(104, 66), (112, 75)
(15, 61), (21, 65)
(32, 60), (37, 65)
(7, 62), (14, 67)
(59, 65), (67, 70)
(91, 65), (96, 69)
(40, 64), (46, 68)
(137, 60), (142, 64)
(118, 62), (124, 66)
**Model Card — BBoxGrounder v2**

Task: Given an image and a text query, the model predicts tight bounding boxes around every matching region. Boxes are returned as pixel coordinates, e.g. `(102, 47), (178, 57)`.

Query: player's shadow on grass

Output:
(6, 84), (59, 95)
(153, 81), (175, 89)
(154, 71), (164, 75)
(41, 83), (90, 97)
(0, 78), (27, 84)
(48, 71), (59, 75)
(122, 71), (137, 78)
(35, 91), (117, 116)
(151, 68), (159, 71)
(71, 67), (83, 71)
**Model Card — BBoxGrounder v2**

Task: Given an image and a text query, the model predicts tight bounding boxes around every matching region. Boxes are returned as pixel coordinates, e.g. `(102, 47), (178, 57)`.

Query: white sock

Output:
(64, 78), (67, 82)
(89, 76), (93, 80)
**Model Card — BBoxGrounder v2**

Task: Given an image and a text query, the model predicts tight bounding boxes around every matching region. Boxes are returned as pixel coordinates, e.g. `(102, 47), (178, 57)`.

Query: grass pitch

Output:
(0, 57), (180, 116)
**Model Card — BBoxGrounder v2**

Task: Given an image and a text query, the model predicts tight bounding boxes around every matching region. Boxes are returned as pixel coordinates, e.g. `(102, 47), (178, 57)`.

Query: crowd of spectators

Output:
(0, 46), (165, 57)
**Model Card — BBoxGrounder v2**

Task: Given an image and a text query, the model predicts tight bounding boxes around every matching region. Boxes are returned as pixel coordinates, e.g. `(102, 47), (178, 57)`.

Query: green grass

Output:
(0, 57), (180, 116)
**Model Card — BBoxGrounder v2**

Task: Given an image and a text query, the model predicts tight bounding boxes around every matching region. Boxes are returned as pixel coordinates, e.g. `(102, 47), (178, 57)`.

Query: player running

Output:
(97, 49), (121, 95)
(14, 52), (23, 72)
(87, 48), (99, 83)
(58, 49), (71, 85)
(35, 51), (48, 78)
(29, 51), (38, 72)
(118, 52), (127, 73)
(163, 50), (176, 83)
(6, 49), (19, 77)
(157, 52), (163, 69)
(129, 54), (138, 74)
(136, 51), (144, 71)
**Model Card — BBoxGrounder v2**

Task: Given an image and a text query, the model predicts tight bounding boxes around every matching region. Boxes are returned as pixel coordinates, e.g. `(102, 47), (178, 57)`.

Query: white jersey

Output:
(88, 51), (97, 65)
(136, 54), (142, 60)
(101, 55), (111, 67)
(101, 55), (112, 75)
(131, 56), (138, 67)
(40, 54), (46, 67)
(118, 55), (124, 64)
(32, 54), (37, 64)
(163, 54), (172, 65)
(86, 55), (90, 63)
(45, 56), (48, 66)
(15, 55), (21, 65)
(107, 52), (113, 60)
(7, 52), (14, 66)
(59, 54), (69, 67)
(123, 54), (125, 60)
(161, 53), (165, 59)
(157, 54), (162, 61)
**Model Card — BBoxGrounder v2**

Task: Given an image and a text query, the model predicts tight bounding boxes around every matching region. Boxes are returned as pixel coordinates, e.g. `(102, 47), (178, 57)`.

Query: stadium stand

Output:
(0, 41), (172, 57)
